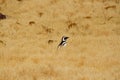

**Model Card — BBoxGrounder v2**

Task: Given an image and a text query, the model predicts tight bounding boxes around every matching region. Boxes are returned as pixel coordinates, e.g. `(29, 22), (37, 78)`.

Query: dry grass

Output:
(0, 0), (120, 80)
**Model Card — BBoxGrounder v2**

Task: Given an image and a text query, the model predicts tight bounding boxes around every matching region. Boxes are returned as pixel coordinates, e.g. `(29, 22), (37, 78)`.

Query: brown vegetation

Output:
(0, 0), (120, 80)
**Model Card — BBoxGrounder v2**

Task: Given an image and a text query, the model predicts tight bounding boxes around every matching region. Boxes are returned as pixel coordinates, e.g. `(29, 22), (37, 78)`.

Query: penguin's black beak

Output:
(66, 37), (69, 39)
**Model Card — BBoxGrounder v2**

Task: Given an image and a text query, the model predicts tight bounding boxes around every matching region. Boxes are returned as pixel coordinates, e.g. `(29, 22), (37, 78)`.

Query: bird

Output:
(57, 36), (69, 49)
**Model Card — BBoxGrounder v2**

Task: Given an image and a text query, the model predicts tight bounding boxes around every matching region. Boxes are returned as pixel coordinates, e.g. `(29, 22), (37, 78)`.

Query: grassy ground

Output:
(0, 0), (120, 80)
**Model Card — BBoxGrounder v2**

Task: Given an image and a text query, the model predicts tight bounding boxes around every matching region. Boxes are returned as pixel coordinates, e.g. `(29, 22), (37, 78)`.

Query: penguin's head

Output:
(62, 36), (69, 41)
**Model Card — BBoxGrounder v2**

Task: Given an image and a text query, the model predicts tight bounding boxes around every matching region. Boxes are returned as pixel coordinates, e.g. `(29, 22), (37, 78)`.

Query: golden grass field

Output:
(0, 0), (120, 80)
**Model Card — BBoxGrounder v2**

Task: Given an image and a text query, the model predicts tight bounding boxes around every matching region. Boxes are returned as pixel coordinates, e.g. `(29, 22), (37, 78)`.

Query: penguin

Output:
(57, 36), (69, 49)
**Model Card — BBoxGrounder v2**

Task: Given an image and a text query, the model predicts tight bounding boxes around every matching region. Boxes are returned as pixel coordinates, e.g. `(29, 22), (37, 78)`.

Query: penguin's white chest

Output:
(63, 43), (66, 47)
